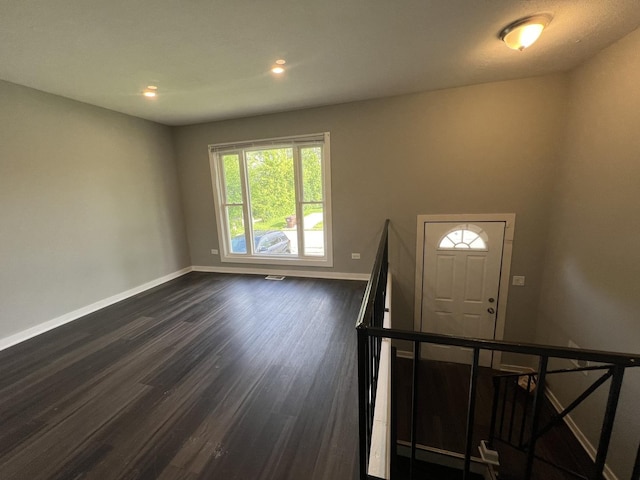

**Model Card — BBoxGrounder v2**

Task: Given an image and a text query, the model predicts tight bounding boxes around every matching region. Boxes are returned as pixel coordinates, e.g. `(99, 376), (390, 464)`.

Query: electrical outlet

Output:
(211, 249), (219, 255)
(512, 275), (525, 286)
(351, 253), (361, 260)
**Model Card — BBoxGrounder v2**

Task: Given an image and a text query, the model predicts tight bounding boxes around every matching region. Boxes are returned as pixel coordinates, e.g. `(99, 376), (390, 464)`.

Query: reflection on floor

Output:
(0, 273), (365, 480)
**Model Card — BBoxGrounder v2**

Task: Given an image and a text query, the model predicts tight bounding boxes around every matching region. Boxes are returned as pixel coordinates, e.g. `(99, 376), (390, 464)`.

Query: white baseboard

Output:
(192, 265), (370, 281)
(0, 267), (193, 352)
(396, 350), (414, 359)
(499, 364), (535, 374)
(0, 266), (369, 352)
(394, 356), (533, 369)
(545, 387), (618, 480)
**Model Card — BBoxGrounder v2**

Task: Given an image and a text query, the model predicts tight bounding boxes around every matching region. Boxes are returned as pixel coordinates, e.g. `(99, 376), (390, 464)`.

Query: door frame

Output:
(413, 213), (516, 369)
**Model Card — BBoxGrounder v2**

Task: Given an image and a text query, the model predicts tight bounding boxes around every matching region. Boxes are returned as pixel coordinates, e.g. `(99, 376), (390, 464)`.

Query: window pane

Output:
(469, 236), (487, 249)
(303, 203), (324, 256)
(227, 206), (246, 253)
(301, 147), (323, 202)
(283, 212), (299, 255)
(462, 230), (479, 244)
(222, 154), (242, 204)
(439, 238), (455, 249)
(253, 230), (292, 255)
(448, 230), (463, 244)
(246, 148), (296, 256)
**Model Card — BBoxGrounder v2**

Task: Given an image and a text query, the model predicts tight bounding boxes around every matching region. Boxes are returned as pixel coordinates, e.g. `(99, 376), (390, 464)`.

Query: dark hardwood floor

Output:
(0, 272), (366, 480)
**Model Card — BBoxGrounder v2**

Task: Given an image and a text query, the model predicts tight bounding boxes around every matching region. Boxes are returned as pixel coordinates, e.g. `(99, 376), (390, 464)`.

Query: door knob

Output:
(487, 307), (495, 314)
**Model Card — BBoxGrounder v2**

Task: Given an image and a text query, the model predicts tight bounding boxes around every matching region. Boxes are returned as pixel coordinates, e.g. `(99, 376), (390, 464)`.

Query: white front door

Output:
(420, 221), (506, 367)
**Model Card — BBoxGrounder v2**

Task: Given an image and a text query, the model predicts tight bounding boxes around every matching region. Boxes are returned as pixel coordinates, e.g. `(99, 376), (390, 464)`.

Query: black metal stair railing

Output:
(356, 220), (389, 480)
(356, 220), (640, 480)
(489, 363), (628, 479)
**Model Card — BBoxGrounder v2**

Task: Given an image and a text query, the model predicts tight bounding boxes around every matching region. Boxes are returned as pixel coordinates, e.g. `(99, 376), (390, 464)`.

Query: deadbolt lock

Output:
(488, 298), (495, 303)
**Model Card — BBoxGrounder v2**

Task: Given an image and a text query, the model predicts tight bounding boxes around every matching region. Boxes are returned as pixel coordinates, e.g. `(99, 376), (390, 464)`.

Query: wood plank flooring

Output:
(0, 272), (366, 480)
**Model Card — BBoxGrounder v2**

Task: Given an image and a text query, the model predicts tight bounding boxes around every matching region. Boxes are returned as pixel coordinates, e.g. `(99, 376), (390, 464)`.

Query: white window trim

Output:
(208, 132), (333, 267)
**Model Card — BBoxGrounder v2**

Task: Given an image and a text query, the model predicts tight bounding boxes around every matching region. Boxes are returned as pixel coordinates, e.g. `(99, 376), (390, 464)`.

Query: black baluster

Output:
(409, 341), (421, 480)
(357, 328), (368, 480)
(631, 440), (640, 480)
(525, 356), (548, 480)
(390, 346), (398, 480)
(488, 376), (500, 449)
(594, 365), (625, 478)
(464, 348), (480, 480)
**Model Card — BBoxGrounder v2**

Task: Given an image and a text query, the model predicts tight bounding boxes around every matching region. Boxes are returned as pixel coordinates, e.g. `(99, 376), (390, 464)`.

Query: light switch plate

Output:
(512, 275), (525, 286)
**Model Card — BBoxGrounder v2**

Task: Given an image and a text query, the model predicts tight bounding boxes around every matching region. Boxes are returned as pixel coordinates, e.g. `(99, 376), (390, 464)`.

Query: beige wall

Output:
(536, 28), (640, 478)
(173, 74), (569, 343)
(0, 80), (190, 342)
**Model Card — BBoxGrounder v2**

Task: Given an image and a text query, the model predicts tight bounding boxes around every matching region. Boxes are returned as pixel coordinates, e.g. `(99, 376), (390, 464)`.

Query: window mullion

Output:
(292, 145), (304, 257)
(239, 149), (253, 255)
(320, 140), (331, 261)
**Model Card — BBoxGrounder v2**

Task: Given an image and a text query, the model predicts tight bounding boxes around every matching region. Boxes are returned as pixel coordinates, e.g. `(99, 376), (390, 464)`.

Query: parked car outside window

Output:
(231, 230), (291, 255)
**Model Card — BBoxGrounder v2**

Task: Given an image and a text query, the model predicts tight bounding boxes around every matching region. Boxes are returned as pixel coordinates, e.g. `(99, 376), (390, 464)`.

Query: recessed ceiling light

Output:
(143, 85), (158, 97)
(500, 14), (552, 51)
(271, 59), (286, 74)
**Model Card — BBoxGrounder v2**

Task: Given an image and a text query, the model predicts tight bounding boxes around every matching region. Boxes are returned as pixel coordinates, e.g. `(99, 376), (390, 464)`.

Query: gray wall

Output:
(536, 28), (640, 478)
(4, 27), (637, 474)
(0, 80), (190, 341)
(173, 73), (569, 343)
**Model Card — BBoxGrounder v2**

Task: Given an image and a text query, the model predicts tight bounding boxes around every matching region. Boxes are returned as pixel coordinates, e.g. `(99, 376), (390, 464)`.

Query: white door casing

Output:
(414, 214), (515, 369)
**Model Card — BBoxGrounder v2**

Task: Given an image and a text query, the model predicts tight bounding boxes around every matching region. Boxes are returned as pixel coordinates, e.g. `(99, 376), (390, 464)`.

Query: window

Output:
(209, 133), (332, 266)
(438, 224), (488, 250)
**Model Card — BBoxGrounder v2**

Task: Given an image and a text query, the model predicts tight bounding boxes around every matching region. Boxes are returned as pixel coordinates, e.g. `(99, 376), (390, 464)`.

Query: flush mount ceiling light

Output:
(500, 15), (552, 51)
(143, 85), (158, 97)
(271, 59), (286, 74)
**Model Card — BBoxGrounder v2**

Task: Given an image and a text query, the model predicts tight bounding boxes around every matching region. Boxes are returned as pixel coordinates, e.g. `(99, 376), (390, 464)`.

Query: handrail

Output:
(356, 219), (390, 330)
(364, 326), (640, 366)
(495, 364), (616, 378)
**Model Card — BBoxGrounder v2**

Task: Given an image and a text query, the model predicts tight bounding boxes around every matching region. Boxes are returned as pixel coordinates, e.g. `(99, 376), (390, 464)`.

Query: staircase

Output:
(357, 220), (640, 480)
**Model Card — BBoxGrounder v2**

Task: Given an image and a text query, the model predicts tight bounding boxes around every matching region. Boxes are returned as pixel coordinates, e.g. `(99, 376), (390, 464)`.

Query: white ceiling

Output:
(2, 1), (639, 126)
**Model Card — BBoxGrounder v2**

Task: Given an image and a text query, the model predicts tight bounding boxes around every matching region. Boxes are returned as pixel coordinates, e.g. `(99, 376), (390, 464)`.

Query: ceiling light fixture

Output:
(271, 59), (286, 74)
(500, 15), (552, 51)
(143, 85), (158, 97)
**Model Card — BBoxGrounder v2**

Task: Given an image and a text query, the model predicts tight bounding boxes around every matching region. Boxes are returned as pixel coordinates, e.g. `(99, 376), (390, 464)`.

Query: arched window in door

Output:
(438, 224), (488, 250)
